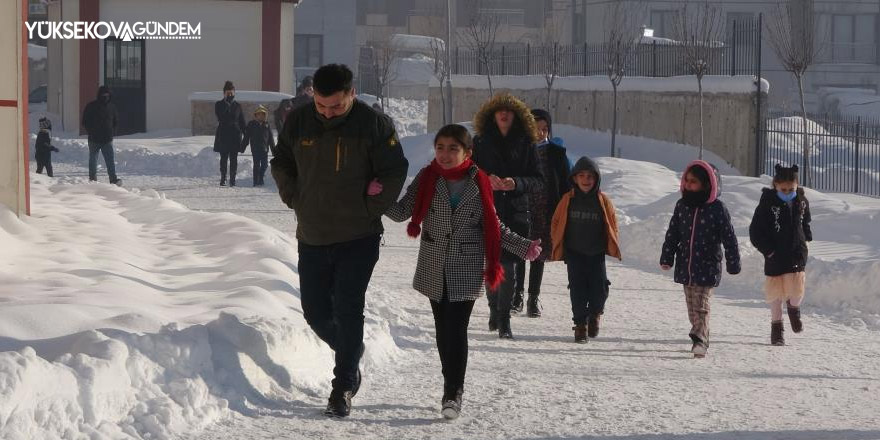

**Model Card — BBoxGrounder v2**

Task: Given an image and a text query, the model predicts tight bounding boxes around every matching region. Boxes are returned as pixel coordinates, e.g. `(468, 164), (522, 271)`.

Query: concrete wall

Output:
(47, 0), (80, 133)
(429, 77), (766, 176)
(279, 3), (295, 94)
(0, 0), (28, 216)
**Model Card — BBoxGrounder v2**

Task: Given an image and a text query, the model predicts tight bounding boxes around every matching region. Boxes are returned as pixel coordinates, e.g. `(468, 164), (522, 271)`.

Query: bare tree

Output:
(429, 37), (451, 124)
(459, 3), (501, 97)
(604, 1), (643, 158)
(766, 0), (824, 187)
(539, 22), (564, 118)
(674, 0), (724, 159)
(369, 32), (398, 110)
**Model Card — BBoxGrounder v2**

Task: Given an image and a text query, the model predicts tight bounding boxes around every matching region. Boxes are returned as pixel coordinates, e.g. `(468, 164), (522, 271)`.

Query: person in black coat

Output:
(242, 105), (275, 187)
(214, 80), (246, 187)
(510, 108), (571, 317)
(82, 85), (121, 185)
(35, 117), (59, 177)
(660, 160), (740, 357)
(291, 75), (314, 110)
(471, 92), (544, 339)
(749, 164), (812, 346)
(274, 98), (292, 133)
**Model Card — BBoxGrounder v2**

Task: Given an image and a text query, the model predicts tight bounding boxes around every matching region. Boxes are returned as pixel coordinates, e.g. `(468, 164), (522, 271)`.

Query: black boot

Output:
(498, 315), (513, 339)
(511, 290), (524, 314)
(229, 177), (236, 187)
(220, 176), (226, 187)
(323, 389), (353, 418)
(771, 321), (785, 346)
(526, 293), (541, 317)
(786, 301), (803, 333)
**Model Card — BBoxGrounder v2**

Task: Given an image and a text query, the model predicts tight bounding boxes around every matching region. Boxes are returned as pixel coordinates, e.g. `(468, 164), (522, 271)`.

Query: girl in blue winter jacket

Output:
(660, 160), (741, 358)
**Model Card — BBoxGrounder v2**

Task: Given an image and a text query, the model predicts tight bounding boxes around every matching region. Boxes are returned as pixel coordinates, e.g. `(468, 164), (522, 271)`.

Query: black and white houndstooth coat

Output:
(386, 165), (532, 302)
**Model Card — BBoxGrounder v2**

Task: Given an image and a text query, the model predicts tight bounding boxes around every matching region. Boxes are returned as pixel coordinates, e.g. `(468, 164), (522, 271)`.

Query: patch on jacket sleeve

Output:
(388, 135), (399, 147)
(301, 138), (314, 147)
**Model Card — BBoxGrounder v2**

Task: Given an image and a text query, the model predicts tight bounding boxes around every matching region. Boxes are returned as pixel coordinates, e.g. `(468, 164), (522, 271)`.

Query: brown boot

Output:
(573, 324), (587, 343)
(587, 314), (602, 338)
(786, 301), (803, 333)
(771, 321), (785, 346)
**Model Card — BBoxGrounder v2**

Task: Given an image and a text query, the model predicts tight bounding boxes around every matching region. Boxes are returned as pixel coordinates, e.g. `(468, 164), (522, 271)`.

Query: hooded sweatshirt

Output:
(565, 157), (606, 257)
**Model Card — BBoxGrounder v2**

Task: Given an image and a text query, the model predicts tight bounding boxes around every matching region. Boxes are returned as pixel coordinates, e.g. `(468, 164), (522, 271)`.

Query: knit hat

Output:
(223, 81), (235, 91)
(254, 105), (268, 115)
(38, 116), (52, 131)
(773, 163), (799, 183)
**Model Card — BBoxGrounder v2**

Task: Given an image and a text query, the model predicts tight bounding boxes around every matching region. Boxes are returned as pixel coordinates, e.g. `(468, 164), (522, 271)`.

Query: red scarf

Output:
(408, 159), (504, 290)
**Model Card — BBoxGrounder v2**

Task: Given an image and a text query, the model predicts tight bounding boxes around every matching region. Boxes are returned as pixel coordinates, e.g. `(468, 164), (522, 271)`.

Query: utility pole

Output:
(445, 0), (454, 124)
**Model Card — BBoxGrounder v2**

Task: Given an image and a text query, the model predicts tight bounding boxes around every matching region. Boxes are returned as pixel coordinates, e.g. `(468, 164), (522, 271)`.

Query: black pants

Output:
(219, 151), (238, 181)
(486, 253), (519, 317)
(297, 234), (381, 391)
(565, 251), (608, 325)
(431, 297), (475, 399)
(36, 156), (53, 177)
(515, 259), (545, 295)
(253, 153), (268, 185)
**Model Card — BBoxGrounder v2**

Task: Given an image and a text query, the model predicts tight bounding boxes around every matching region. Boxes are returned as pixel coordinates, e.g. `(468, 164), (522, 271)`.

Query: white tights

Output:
(770, 296), (803, 321)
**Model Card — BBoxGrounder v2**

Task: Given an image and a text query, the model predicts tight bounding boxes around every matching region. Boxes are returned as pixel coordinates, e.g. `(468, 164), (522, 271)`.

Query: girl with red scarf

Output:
(370, 124), (541, 420)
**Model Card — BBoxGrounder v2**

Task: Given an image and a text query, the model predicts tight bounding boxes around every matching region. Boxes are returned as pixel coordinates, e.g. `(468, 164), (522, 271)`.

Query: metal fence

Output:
(759, 112), (880, 197)
(451, 19), (761, 78)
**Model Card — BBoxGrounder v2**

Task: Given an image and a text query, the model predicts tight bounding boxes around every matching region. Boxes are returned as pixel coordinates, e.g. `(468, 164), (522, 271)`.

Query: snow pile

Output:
(437, 74), (770, 94)
(28, 43), (47, 61)
(0, 175), (401, 439)
(819, 88), (880, 121)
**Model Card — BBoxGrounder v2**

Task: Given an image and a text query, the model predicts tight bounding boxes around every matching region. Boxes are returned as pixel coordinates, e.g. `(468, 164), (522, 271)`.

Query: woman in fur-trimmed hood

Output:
(470, 92), (545, 339)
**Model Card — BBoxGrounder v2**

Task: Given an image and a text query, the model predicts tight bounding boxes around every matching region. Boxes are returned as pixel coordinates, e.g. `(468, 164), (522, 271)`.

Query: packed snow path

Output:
(92, 172), (880, 440)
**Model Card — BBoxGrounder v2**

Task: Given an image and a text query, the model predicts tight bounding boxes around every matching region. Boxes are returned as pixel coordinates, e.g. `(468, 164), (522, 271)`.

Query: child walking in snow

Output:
(549, 156), (621, 343)
(749, 164), (812, 346)
(660, 160), (741, 358)
(35, 117), (59, 177)
(370, 124), (541, 420)
(241, 105), (275, 187)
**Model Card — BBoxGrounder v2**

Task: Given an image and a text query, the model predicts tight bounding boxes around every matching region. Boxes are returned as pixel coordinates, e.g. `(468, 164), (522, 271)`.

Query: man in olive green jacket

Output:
(270, 64), (408, 418)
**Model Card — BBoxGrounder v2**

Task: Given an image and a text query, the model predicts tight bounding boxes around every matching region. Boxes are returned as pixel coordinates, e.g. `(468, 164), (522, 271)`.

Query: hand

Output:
(489, 174), (505, 191)
(525, 239), (542, 261)
(500, 177), (516, 191)
(366, 178), (383, 196)
(660, 264), (671, 271)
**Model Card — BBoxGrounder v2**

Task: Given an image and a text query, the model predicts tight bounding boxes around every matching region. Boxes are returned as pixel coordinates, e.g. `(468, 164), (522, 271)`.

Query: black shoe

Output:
(323, 389), (353, 418)
(526, 294), (541, 318)
(220, 178), (226, 187)
(771, 320), (785, 346)
(488, 309), (498, 332)
(498, 316), (513, 339)
(511, 290), (524, 314)
(786, 301), (803, 333)
(229, 180), (236, 187)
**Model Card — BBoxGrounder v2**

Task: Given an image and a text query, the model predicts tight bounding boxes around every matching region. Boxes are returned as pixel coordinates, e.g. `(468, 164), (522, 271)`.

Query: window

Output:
(295, 35), (323, 68)
(830, 14), (877, 63)
(650, 10), (677, 38)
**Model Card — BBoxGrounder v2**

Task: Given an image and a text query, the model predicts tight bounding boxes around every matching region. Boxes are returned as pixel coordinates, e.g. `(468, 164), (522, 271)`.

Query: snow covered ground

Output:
(3, 101), (880, 439)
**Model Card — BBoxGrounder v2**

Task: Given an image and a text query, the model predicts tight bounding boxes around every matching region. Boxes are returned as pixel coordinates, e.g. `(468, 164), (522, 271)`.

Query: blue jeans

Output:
(88, 141), (118, 182)
(297, 234), (381, 392)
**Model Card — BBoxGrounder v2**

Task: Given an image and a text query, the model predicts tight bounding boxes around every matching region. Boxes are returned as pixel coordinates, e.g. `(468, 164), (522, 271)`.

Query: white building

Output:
(1, 0), (29, 216)
(45, 0), (300, 135)
(293, 0), (357, 82)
